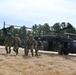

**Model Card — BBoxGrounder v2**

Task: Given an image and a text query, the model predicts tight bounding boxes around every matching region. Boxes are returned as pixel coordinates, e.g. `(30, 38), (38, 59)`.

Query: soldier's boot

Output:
(31, 49), (34, 57)
(5, 47), (8, 54)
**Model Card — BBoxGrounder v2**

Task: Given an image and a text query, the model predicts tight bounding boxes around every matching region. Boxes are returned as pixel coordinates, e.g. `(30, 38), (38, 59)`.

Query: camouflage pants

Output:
(5, 43), (12, 54)
(13, 44), (19, 55)
(35, 46), (43, 56)
(24, 45), (34, 57)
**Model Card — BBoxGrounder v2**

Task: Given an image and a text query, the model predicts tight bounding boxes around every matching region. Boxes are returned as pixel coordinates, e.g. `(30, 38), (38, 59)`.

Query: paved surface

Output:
(0, 46), (76, 56)
(0, 45), (58, 53)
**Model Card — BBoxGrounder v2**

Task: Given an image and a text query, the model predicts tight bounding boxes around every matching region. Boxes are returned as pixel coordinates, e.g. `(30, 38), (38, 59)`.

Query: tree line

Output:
(0, 22), (76, 39)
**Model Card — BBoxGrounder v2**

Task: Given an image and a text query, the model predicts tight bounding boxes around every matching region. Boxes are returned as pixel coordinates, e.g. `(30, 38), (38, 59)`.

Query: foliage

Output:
(0, 22), (76, 39)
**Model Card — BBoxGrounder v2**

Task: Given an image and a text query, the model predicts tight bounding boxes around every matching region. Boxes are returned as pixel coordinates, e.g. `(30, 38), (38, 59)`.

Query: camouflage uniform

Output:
(25, 35), (37, 57)
(13, 34), (21, 55)
(4, 34), (14, 54)
(35, 38), (43, 56)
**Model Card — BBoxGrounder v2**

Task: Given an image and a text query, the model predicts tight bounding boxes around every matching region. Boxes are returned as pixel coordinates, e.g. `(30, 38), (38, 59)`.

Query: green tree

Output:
(0, 30), (2, 36)
(13, 28), (20, 36)
(66, 27), (76, 33)
(37, 24), (43, 36)
(27, 30), (32, 36)
(19, 26), (27, 38)
(52, 22), (61, 31)
(7, 25), (14, 34)
(42, 23), (51, 35)
(32, 24), (38, 37)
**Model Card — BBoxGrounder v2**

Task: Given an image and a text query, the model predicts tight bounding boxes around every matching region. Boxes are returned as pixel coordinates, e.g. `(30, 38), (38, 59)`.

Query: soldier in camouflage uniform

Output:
(13, 34), (21, 55)
(4, 33), (14, 54)
(25, 35), (37, 57)
(35, 38), (43, 56)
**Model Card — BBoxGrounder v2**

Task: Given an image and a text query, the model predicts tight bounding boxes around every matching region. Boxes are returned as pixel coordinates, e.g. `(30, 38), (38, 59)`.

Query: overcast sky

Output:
(0, 0), (76, 29)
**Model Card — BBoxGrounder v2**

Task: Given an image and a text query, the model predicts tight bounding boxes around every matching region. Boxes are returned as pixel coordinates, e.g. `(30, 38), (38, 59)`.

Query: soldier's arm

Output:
(18, 38), (21, 45)
(12, 36), (15, 44)
(33, 39), (37, 46)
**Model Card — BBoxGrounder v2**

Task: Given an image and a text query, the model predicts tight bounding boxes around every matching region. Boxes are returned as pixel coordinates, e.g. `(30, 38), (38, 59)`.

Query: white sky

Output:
(0, 0), (76, 28)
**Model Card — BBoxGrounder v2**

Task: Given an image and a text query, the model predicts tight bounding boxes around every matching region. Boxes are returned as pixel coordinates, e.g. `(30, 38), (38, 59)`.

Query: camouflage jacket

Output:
(13, 36), (21, 46)
(37, 40), (43, 46)
(25, 38), (37, 46)
(4, 36), (14, 44)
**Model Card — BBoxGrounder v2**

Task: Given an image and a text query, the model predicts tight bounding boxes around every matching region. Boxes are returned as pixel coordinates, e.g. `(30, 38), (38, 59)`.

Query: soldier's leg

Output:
(8, 45), (12, 54)
(16, 48), (18, 55)
(5, 44), (9, 54)
(35, 46), (42, 56)
(8, 47), (11, 54)
(30, 46), (34, 57)
(31, 49), (34, 57)
(15, 46), (19, 55)
(13, 45), (19, 55)
(13, 46), (18, 55)
(24, 46), (29, 56)
(13, 48), (15, 52)
(35, 50), (38, 56)
(35, 47), (38, 56)
(13, 46), (16, 52)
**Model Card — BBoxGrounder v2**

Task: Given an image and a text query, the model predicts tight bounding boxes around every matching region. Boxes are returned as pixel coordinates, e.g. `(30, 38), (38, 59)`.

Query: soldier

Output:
(35, 38), (43, 56)
(13, 34), (21, 55)
(25, 35), (37, 57)
(4, 33), (14, 54)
